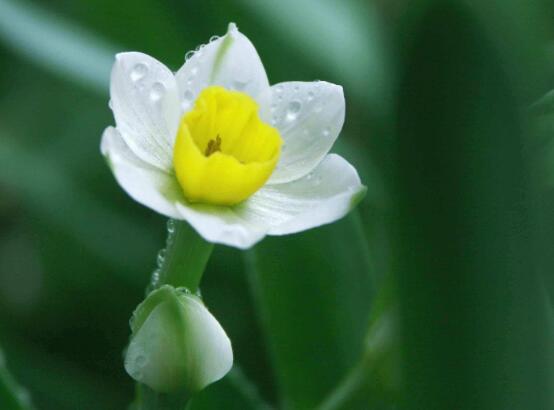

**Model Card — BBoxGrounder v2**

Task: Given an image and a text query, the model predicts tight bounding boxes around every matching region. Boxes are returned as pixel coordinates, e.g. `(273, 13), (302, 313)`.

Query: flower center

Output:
(173, 86), (282, 206)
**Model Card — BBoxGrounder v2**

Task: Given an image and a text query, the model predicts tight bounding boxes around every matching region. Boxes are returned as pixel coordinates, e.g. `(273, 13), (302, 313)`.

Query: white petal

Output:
(176, 23), (270, 112)
(178, 294), (233, 391)
(110, 52), (180, 171)
(241, 154), (366, 235)
(176, 202), (268, 250)
(101, 126), (183, 219)
(260, 81), (346, 184)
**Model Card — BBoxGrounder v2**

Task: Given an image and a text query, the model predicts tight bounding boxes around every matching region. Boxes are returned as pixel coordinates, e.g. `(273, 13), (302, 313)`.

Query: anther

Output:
(205, 135), (222, 156)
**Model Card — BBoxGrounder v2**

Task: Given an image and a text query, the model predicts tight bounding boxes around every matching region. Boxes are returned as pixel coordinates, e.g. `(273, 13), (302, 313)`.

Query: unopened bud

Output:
(124, 285), (233, 393)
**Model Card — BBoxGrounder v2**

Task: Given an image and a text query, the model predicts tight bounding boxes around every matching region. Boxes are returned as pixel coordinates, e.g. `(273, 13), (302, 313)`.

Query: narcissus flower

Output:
(101, 23), (365, 249)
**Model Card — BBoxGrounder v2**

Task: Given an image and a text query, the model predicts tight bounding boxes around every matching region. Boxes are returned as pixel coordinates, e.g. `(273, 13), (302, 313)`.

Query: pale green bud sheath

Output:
(125, 285), (233, 394)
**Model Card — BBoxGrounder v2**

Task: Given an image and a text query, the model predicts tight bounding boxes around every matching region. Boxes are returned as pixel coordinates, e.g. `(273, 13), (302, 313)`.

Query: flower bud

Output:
(124, 285), (233, 393)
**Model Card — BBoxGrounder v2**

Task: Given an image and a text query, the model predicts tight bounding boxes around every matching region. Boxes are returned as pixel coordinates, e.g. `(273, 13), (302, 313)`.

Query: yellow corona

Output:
(173, 86), (282, 206)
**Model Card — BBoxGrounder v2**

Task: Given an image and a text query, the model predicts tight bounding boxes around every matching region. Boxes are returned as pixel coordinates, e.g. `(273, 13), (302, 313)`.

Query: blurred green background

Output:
(0, 0), (553, 409)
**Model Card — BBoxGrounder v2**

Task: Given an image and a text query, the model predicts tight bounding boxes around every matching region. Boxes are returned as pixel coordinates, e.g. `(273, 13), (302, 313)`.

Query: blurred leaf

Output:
(2, 335), (127, 410)
(394, 2), (553, 409)
(245, 212), (376, 409)
(0, 347), (34, 410)
(0, 133), (158, 281)
(189, 367), (273, 410)
(235, 0), (391, 112)
(0, 0), (116, 93)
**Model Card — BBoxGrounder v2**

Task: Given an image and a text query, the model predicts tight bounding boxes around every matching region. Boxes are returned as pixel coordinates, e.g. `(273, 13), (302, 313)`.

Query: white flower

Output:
(101, 23), (366, 249)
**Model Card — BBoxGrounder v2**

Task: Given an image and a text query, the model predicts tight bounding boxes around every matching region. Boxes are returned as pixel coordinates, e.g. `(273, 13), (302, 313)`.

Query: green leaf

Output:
(245, 212), (376, 408)
(394, 2), (553, 409)
(0, 348), (34, 410)
(0, 0), (116, 93)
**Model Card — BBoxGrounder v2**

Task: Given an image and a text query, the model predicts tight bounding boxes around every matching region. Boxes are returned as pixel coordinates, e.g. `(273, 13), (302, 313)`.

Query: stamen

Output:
(205, 135), (222, 156)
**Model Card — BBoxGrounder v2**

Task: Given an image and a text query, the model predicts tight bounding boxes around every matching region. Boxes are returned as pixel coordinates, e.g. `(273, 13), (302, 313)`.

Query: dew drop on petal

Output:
(275, 85), (283, 94)
(150, 82), (166, 102)
(185, 50), (195, 61)
(322, 127), (331, 137)
(233, 79), (248, 90)
(307, 91), (315, 102)
(130, 63), (148, 82)
(209, 35), (220, 43)
(190, 66), (198, 75)
(286, 100), (302, 121)
(108, 99), (113, 110)
(183, 89), (194, 102)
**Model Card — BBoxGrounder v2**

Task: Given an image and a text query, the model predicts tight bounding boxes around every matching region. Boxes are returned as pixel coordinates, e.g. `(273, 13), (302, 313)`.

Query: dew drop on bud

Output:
(130, 63), (148, 82)
(136, 354), (147, 368)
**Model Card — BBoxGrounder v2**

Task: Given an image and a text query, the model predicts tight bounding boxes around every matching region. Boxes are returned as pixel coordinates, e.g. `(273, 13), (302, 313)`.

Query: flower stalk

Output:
(130, 220), (223, 410)
(151, 219), (214, 292)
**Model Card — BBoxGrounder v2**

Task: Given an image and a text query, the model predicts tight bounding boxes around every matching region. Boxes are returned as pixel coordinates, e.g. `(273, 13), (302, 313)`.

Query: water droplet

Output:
(315, 176), (322, 185)
(233, 79), (248, 90)
(274, 85), (283, 94)
(167, 219), (176, 233)
(307, 91), (315, 102)
(306, 173), (313, 180)
(195, 288), (203, 298)
(286, 100), (302, 121)
(136, 355), (147, 368)
(108, 99), (113, 110)
(293, 85), (300, 92)
(130, 63), (148, 82)
(183, 89), (194, 102)
(177, 287), (192, 296)
(157, 249), (166, 267)
(150, 82), (165, 102)
(190, 66), (198, 75)
(322, 127), (331, 137)
(314, 105), (323, 113)
(209, 35), (220, 43)
(185, 50), (195, 61)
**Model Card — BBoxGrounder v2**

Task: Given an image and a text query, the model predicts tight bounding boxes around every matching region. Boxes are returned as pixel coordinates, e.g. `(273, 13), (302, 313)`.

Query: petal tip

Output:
(227, 22), (238, 34)
(350, 185), (367, 210)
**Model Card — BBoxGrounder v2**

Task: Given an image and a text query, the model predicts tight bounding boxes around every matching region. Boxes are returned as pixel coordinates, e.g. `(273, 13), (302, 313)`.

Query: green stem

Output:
(154, 219), (214, 292)
(134, 219), (214, 410)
